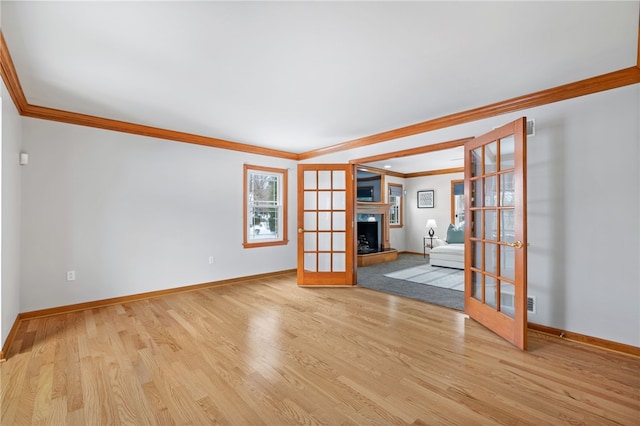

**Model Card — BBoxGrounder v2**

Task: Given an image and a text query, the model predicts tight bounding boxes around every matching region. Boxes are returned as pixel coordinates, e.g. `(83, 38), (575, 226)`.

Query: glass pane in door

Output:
(471, 178), (482, 208)
(485, 276), (497, 309)
(333, 170), (346, 189)
(304, 191), (317, 209)
(485, 243), (498, 275)
(318, 212), (331, 230)
(500, 173), (515, 206)
(472, 271), (482, 301)
(318, 171), (332, 189)
(318, 192), (331, 209)
(485, 210), (497, 240)
(471, 148), (482, 176)
(304, 253), (316, 272)
(333, 233), (345, 251)
(333, 253), (346, 272)
(472, 210), (482, 238)
(500, 136), (515, 170)
(500, 245), (515, 280)
(500, 281), (515, 318)
(484, 175), (497, 207)
(500, 210), (515, 243)
(318, 232), (331, 251)
(333, 191), (346, 210)
(304, 212), (316, 231)
(304, 171), (317, 189)
(318, 253), (331, 271)
(304, 233), (316, 251)
(485, 141), (497, 174)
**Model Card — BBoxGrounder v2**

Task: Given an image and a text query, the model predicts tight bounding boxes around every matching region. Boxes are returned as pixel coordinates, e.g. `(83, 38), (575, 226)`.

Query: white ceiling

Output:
(362, 145), (467, 174)
(2, 1), (638, 169)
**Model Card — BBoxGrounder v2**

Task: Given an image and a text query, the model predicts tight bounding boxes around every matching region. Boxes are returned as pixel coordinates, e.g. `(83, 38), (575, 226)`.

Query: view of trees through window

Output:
(244, 165), (288, 247)
(248, 172), (280, 240)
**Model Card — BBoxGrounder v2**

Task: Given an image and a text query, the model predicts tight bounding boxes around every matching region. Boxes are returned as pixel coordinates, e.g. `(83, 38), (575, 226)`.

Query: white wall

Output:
(308, 84), (640, 347)
(11, 82), (640, 347)
(524, 85), (639, 347)
(20, 119), (297, 312)
(1, 80), (22, 348)
(404, 172), (463, 254)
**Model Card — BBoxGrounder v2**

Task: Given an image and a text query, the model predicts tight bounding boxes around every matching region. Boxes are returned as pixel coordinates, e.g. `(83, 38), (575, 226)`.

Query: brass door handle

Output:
(298, 228), (304, 234)
(504, 240), (524, 249)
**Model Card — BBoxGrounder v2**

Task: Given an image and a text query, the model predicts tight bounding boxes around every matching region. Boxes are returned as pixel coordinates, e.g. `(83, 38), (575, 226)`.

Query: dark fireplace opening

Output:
(357, 221), (379, 254)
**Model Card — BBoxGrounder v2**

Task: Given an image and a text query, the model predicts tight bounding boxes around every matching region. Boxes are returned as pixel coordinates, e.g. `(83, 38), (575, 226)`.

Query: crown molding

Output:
(354, 164), (404, 178)
(404, 167), (465, 179)
(299, 66), (640, 160)
(2, 27), (640, 162)
(0, 31), (298, 161)
(0, 32), (28, 114)
(350, 137), (472, 166)
(21, 103), (299, 160)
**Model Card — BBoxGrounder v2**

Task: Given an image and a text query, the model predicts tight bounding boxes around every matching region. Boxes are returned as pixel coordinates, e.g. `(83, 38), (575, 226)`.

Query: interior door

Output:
(464, 117), (528, 350)
(297, 164), (355, 286)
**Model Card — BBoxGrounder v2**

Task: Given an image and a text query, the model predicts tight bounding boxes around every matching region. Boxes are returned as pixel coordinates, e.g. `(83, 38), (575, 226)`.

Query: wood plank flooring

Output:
(2, 273), (639, 425)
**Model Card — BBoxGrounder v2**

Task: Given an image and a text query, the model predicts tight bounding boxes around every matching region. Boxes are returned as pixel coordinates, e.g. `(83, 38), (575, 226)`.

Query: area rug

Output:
(384, 264), (464, 291)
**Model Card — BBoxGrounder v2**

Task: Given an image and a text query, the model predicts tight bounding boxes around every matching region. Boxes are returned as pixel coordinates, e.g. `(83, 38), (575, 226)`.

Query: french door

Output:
(297, 164), (355, 286)
(464, 117), (528, 350)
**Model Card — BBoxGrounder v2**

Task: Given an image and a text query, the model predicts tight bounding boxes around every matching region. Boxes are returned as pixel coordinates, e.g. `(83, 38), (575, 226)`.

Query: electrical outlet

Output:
(67, 270), (76, 281)
(208, 256), (214, 265)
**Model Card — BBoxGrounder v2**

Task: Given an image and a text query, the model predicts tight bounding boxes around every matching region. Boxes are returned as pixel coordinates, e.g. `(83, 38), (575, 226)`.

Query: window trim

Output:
(450, 179), (464, 226)
(243, 164), (288, 248)
(388, 183), (403, 228)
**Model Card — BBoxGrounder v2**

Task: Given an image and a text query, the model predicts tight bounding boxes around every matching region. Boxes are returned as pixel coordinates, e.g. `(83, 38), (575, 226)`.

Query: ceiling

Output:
(2, 1), (638, 171)
(360, 145), (466, 175)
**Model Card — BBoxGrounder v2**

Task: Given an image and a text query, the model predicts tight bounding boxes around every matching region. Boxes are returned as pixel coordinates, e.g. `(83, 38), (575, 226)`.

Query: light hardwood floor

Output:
(2, 273), (639, 425)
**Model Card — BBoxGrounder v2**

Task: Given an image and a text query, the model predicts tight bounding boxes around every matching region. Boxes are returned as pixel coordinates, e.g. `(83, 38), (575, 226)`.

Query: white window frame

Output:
(388, 183), (403, 228)
(243, 164), (288, 248)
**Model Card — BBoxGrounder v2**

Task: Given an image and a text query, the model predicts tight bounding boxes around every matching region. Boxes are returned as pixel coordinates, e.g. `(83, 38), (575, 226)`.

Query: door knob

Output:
(298, 228), (304, 234)
(504, 240), (524, 249)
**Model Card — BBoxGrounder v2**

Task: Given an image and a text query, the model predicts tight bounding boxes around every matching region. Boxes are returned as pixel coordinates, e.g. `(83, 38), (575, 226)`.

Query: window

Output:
(451, 179), (465, 226)
(243, 164), (288, 248)
(388, 183), (403, 228)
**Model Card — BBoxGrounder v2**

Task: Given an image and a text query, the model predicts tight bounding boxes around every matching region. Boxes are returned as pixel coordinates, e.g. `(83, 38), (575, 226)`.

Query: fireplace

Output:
(356, 202), (397, 266)
(357, 221), (380, 254)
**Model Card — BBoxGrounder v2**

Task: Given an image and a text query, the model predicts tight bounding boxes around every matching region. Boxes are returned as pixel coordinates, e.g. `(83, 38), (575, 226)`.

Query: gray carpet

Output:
(357, 253), (464, 311)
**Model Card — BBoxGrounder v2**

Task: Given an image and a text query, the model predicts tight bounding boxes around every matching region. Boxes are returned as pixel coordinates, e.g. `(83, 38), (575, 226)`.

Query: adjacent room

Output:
(1, 1), (639, 424)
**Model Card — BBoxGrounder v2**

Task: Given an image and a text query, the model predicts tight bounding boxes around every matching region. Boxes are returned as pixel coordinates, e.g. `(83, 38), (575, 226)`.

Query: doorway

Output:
(352, 142), (468, 311)
(298, 118), (528, 349)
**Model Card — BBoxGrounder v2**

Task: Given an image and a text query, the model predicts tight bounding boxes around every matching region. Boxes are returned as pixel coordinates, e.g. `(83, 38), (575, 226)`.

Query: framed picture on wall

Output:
(417, 190), (434, 208)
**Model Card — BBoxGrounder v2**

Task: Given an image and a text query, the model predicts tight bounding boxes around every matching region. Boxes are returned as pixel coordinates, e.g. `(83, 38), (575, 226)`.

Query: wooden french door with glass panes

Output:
(297, 164), (355, 286)
(465, 117), (528, 350)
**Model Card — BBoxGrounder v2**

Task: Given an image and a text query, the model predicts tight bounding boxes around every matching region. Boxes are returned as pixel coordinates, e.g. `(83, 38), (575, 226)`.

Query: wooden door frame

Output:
(297, 163), (356, 286)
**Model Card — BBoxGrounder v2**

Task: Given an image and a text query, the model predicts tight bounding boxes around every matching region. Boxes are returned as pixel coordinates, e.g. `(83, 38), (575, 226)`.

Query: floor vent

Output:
(500, 294), (536, 314)
(526, 119), (535, 136)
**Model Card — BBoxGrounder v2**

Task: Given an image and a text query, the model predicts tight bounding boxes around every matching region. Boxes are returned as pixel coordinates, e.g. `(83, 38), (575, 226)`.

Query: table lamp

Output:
(426, 219), (437, 237)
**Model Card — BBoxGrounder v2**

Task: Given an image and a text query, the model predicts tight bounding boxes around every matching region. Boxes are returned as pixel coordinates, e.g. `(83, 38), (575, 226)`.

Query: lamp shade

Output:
(426, 219), (437, 230)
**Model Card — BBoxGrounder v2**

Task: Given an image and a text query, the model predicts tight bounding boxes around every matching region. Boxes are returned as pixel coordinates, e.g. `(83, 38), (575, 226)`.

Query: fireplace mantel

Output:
(357, 202), (392, 250)
(357, 202), (391, 215)
(356, 202), (397, 266)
